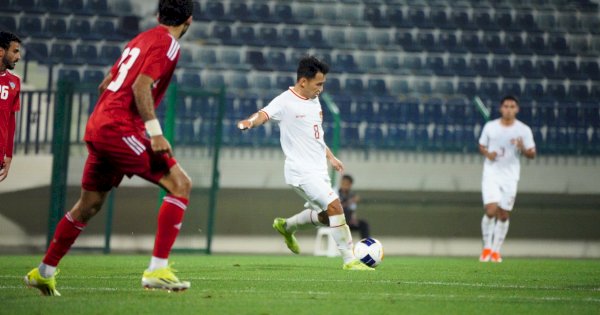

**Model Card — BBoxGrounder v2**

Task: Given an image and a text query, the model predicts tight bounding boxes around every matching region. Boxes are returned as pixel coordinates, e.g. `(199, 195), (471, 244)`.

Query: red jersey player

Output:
(0, 31), (21, 183)
(25, 0), (194, 296)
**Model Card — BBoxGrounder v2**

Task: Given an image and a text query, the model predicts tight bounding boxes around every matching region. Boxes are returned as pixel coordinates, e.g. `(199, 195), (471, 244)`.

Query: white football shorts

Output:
(290, 174), (339, 211)
(482, 175), (518, 211)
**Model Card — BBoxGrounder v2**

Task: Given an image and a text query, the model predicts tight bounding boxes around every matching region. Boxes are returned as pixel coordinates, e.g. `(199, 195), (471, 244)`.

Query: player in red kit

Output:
(0, 31), (21, 183)
(25, 0), (194, 296)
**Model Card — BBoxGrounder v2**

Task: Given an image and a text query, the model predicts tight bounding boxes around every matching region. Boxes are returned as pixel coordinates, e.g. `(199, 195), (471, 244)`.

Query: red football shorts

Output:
(81, 134), (177, 192)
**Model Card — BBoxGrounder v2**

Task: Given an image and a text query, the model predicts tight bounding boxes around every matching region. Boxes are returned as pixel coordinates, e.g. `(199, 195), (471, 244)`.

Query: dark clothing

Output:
(339, 188), (370, 239)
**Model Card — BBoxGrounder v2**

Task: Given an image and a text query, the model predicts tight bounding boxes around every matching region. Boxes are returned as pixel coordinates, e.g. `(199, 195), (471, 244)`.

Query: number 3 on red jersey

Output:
(107, 47), (141, 92)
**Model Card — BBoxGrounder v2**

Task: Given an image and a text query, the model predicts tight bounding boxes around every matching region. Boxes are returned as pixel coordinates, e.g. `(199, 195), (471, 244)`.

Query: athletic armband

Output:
(145, 119), (163, 137)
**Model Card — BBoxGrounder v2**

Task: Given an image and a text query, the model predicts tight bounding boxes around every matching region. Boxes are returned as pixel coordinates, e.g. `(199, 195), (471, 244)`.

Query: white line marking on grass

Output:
(5, 285), (600, 304)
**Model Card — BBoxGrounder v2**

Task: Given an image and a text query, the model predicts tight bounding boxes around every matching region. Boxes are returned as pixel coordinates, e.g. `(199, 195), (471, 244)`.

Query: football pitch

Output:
(1, 255), (599, 315)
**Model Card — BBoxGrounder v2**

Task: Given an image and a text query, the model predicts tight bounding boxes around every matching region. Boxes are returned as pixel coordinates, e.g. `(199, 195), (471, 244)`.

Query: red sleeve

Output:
(140, 38), (176, 81)
(6, 110), (15, 157)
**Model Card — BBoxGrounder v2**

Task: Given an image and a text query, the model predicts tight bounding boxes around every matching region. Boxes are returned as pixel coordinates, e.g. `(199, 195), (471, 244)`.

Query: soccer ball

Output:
(353, 238), (384, 267)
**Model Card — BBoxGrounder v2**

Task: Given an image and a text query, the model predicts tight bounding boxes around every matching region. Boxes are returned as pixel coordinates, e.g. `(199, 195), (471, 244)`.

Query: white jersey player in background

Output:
(478, 95), (536, 263)
(237, 56), (373, 271)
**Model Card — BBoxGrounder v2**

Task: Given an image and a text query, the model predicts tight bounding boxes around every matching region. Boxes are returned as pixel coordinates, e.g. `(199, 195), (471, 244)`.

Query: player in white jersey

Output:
(237, 56), (373, 271)
(478, 95), (536, 263)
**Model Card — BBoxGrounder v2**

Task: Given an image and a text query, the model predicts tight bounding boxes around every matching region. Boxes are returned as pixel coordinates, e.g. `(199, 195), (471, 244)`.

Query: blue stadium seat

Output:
(558, 60), (585, 80)
(522, 83), (544, 101)
(413, 124), (430, 151)
(439, 33), (467, 53)
(536, 102), (556, 126)
(446, 97), (468, 124)
(99, 45), (121, 66)
(197, 48), (217, 68)
(484, 34), (510, 55)
(265, 51), (287, 72)
(180, 72), (201, 88)
(191, 0), (202, 20)
(24, 41), (48, 63)
(457, 81), (477, 98)
(348, 29), (369, 50)
(518, 104), (533, 125)
(294, 4), (315, 25)
(67, 19), (91, 41)
(402, 56), (423, 75)
(414, 80), (432, 96)
(246, 50), (268, 70)
(201, 1), (226, 21)
(495, 11), (514, 31)
(452, 10), (476, 31)
(431, 8), (453, 30)
(0, 15), (16, 32)
(389, 78), (409, 96)
(505, 33), (531, 55)
(221, 49), (246, 70)
(527, 34), (553, 56)
(395, 31), (420, 52)
(514, 59), (542, 79)
(515, 12), (539, 32)
(418, 32), (442, 52)
(462, 32), (487, 54)
(423, 98), (444, 124)
(342, 125), (360, 147)
(336, 53), (359, 73)
(474, 11), (499, 31)
(580, 61), (600, 81)
(385, 124), (407, 149)
(354, 99), (375, 122)
(470, 58), (496, 77)
(229, 73), (249, 92)
(408, 7), (431, 29)
(38, 0), (68, 15)
(478, 82), (500, 100)
(305, 28), (328, 49)
(568, 84), (589, 102)
(203, 73), (225, 90)
(344, 78), (364, 96)
(274, 4), (294, 24)
(250, 3), (274, 23)
(57, 68), (81, 85)
(19, 16), (45, 39)
(212, 24), (234, 45)
(236, 25), (259, 46)
(385, 6), (405, 28)
(49, 43), (73, 65)
(229, 2), (248, 22)
(324, 77), (341, 96)
(357, 53), (378, 73)
(62, 0), (89, 15)
(546, 84), (567, 102)
(448, 56), (475, 77)
(89, 19), (120, 41)
(536, 60), (559, 79)
(73, 44), (98, 66)
(548, 35), (572, 57)
(425, 56), (446, 76)
(501, 82), (522, 97)
(86, 0), (114, 17)
(82, 70), (104, 86)
(364, 124), (384, 147)
(275, 75), (294, 90)
(259, 27), (280, 47)
(367, 79), (388, 97)
(492, 58), (518, 78)
(364, 6), (389, 28)
(0, 0), (21, 13)
(433, 81), (454, 96)
(581, 102), (600, 127)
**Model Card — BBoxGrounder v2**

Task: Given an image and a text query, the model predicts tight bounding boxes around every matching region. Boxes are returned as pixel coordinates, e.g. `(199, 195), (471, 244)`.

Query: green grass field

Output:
(1, 255), (599, 315)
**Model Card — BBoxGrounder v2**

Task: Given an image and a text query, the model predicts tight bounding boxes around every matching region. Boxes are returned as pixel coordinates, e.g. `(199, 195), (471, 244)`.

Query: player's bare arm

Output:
(515, 138), (536, 159)
(132, 74), (172, 156)
(98, 73), (113, 95)
(479, 144), (497, 161)
(326, 147), (344, 172)
(0, 157), (11, 182)
(237, 111), (268, 130)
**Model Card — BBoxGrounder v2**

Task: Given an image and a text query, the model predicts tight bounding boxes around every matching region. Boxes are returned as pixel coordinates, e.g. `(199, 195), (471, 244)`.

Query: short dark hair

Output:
(158, 0), (193, 26)
(0, 31), (21, 51)
(296, 56), (329, 81)
(342, 174), (354, 184)
(500, 95), (519, 106)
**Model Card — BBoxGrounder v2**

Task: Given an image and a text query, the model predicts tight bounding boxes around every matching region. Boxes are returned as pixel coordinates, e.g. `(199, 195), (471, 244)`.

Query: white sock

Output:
(285, 209), (324, 232)
(329, 214), (355, 263)
(491, 220), (510, 253)
(38, 263), (56, 278)
(481, 215), (495, 249)
(148, 256), (168, 271)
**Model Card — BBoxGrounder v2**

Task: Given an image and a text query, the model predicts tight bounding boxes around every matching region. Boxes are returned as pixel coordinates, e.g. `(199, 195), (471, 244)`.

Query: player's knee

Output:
(171, 174), (192, 198)
(326, 200), (344, 216)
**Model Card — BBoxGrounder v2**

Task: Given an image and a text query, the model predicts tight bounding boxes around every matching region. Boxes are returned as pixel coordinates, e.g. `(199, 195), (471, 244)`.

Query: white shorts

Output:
(290, 174), (338, 211)
(482, 176), (518, 211)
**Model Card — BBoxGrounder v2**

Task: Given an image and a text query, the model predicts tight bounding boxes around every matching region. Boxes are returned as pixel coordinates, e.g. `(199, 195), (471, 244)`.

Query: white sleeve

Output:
(478, 123), (489, 146)
(261, 97), (284, 122)
(523, 126), (536, 150)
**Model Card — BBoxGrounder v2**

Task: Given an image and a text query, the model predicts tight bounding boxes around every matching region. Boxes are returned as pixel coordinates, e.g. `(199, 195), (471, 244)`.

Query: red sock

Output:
(152, 195), (188, 258)
(43, 213), (86, 266)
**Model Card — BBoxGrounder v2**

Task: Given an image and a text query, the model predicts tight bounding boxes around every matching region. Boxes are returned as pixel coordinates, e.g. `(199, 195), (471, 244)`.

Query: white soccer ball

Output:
(353, 238), (384, 267)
